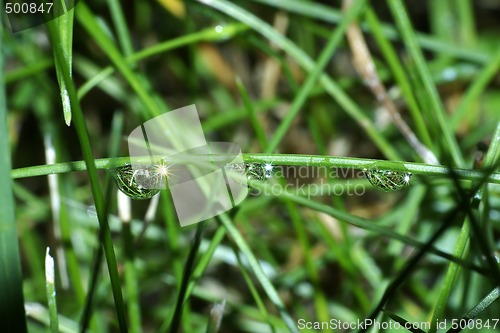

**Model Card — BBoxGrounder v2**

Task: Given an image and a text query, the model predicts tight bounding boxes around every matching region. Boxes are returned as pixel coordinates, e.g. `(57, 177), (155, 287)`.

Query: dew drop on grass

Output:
(225, 162), (274, 186)
(245, 163), (274, 181)
(363, 168), (412, 192)
(111, 164), (161, 200)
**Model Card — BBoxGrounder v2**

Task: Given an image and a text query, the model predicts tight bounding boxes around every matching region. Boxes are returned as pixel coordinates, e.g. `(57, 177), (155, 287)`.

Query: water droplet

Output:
(111, 164), (162, 200)
(246, 163), (274, 182)
(363, 168), (412, 192)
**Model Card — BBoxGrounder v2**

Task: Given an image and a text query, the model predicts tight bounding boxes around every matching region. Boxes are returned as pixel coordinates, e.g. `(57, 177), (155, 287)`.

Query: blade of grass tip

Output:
(265, 0), (368, 153)
(387, 0), (465, 167)
(52, 0), (74, 126)
(218, 213), (300, 333)
(0, 11), (28, 331)
(46, 16), (129, 333)
(45, 248), (59, 333)
(245, 178), (489, 275)
(446, 287), (500, 333)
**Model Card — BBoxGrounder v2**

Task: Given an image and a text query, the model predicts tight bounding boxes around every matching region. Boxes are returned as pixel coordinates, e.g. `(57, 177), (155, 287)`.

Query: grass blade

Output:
(218, 213), (300, 333)
(46, 14), (129, 333)
(0, 3), (28, 329)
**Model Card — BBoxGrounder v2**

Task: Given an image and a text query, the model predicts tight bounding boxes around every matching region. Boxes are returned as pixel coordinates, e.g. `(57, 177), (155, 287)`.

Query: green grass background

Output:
(2, 0), (500, 332)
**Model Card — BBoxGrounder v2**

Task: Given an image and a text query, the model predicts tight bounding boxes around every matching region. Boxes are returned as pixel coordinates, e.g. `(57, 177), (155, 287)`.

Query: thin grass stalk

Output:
(11, 154), (500, 184)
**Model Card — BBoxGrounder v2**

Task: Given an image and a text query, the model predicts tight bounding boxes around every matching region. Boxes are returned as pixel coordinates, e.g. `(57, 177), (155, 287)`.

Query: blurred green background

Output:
(2, 0), (500, 332)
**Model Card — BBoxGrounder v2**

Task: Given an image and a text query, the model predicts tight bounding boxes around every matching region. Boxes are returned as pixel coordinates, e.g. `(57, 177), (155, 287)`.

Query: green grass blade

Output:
(46, 15), (129, 333)
(165, 222), (206, 333)
(218, 214), (300, 333)
(10, 154), (500, 184)
(197, 0), (401, 160)
(451, 47), (500, 129)
(428, 219), (470, 333)
(0, 2), (28, 328)
(52, 1), (74, 126)
(106, 0), (134, 57)
(236, 77), (269, 149)
(364, 7), (433, 150)
(265, 0), (367, 153)
(45, 248), (60, 333)
(383, 309), (426, 333)
(252, 0), (491, 64)
(387, 0), (465, 167)
(75, 2), (162, 118)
